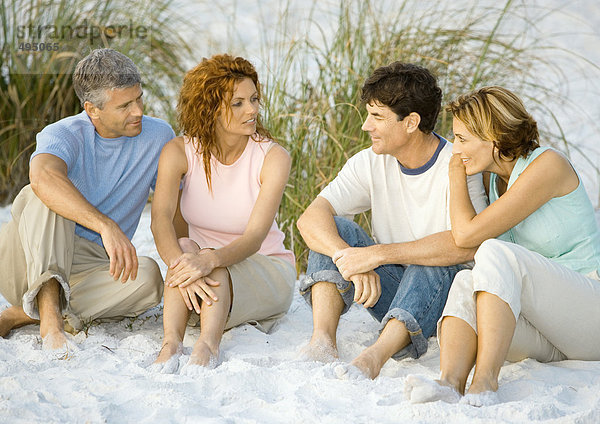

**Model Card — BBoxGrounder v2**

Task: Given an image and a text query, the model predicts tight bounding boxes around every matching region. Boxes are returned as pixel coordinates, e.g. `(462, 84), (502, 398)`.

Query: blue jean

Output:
(299, 217), (467, 359)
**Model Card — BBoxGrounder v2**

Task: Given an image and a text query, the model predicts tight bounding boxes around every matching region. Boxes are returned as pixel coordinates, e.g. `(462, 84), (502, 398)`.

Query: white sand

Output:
(2, 2), (600, 421)
(1, 205), (600, 423)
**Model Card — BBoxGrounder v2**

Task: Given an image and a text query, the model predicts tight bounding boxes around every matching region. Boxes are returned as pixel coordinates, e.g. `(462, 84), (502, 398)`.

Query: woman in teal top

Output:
(404, 86), (600, 406)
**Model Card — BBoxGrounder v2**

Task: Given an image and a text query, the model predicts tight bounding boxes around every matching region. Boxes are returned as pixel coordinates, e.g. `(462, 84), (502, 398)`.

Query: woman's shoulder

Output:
(252, 134), (289, 157)
(527, 147), (573, 175)
(162, 135), (187, 155)
(520, 147), (579, 196)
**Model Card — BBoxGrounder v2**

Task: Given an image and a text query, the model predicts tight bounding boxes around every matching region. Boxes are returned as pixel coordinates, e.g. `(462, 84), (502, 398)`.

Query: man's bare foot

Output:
(299, 333), (338, 363)
(41, 330), (69, 351)
(0, 306), (37, 338)
(188, 339), (219, 368)
(350, 346), (386, 379)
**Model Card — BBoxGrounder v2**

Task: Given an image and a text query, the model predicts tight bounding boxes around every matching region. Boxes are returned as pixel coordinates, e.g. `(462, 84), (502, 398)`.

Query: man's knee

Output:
(136, 256), (164, 303)
(332, 216), (369, 246)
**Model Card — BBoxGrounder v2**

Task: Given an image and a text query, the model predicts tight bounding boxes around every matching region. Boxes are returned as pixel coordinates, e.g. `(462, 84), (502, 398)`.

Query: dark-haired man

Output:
(297, 62), (487, 378)
(0, 49), (175, 351)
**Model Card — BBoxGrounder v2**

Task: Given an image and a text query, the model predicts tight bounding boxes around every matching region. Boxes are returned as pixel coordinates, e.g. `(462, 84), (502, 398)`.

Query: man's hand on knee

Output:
(100, 220), (138, 283)
(333, 246), (380, 279)
(350, 271), (381, 308)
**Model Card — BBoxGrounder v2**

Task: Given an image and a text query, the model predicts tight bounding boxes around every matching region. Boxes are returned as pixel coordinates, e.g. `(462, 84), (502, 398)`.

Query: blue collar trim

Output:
(399, 133), (446, 175)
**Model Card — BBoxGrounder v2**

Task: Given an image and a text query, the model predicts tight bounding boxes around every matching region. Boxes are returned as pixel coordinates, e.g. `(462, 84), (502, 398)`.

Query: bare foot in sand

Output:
(299, 333), (338, 363)
(188, 339), (219, 368)
(404, 375), (461, 404)
(350, 345), (387, 379)
(154, 340), (183, 363)
(41, 329), (69, 351)
(149, 341), (183, 373)
(0, 306), (37, 338)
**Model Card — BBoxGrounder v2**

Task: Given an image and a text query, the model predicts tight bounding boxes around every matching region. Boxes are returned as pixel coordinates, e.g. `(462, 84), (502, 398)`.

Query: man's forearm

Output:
(372, 231), (477, 266)
(31, 166), (112, 234)
(297, 199), (349, 258)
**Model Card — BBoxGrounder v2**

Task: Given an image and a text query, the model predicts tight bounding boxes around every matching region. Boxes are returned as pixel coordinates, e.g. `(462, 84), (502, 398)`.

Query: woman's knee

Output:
(474, 239), (516, 264)
(177, 237), (201, 253)
(207, 267), (231, 288)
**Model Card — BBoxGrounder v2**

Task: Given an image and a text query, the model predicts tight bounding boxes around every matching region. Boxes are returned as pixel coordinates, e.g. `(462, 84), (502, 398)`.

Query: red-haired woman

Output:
(149, 54), (295, 373)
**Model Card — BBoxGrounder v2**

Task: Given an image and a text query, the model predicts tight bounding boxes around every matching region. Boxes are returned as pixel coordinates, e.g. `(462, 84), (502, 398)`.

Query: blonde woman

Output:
(405, 86), (600, 406)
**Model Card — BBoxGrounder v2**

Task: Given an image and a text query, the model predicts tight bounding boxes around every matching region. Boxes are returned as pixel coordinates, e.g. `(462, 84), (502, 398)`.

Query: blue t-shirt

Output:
(31, 111), (175, 246)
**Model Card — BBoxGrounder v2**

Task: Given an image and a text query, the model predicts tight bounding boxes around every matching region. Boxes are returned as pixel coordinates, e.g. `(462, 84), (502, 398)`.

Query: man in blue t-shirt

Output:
(0, 49), (175, 351)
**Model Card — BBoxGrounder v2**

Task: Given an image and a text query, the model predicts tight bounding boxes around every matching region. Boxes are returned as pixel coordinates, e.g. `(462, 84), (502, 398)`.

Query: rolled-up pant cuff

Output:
(299, 270), (355, 315)
(21, 270), (71, 320)
(381, 307), (428, 360)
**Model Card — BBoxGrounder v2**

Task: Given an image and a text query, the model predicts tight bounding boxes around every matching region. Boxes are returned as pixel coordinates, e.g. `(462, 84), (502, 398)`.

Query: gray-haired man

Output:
(0, 49), (175, 350)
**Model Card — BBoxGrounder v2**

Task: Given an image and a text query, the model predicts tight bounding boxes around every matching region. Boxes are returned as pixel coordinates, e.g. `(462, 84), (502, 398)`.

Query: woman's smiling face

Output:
(451, 117), (496, 175)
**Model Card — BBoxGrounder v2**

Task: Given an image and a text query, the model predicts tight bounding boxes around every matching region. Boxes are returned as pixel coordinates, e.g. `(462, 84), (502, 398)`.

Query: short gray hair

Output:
(73, 48), (142, 109)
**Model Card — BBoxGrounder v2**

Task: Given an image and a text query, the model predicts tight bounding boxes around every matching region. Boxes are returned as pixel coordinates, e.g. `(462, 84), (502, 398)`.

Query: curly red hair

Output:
(177, 54), (271, 191)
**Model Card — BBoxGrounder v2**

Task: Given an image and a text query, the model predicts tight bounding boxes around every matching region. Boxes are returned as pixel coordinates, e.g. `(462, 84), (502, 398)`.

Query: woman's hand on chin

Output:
(449, 153), (467, 178)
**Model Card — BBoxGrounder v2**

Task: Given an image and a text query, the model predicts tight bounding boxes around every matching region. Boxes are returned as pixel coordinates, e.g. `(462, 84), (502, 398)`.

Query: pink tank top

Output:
(180, 135), (295, 266)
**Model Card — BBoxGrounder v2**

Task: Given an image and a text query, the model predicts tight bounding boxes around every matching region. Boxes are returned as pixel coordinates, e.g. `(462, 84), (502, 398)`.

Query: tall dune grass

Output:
(2, 0), (598, 270)
(247, 0), (600, 269)
(0, 0), (192, 203)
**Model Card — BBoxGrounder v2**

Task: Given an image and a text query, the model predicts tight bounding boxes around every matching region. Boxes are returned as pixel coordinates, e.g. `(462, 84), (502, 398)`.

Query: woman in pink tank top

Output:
(149, 54), (296, 373)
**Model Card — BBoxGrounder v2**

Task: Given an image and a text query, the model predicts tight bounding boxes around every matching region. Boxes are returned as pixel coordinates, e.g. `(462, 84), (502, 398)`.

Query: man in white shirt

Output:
(297, 62), (487, 378)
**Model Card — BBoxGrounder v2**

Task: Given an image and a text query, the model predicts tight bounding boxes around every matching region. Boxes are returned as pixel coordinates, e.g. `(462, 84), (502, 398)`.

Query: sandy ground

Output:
(1, 205), (599, 423)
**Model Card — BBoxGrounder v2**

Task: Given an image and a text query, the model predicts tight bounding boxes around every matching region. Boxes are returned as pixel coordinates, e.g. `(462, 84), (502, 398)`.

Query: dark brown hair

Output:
(361, 62), (442, 133)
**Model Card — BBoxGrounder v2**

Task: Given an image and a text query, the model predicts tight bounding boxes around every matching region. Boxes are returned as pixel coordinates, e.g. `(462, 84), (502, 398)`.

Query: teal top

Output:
(489, 146), (600, 274)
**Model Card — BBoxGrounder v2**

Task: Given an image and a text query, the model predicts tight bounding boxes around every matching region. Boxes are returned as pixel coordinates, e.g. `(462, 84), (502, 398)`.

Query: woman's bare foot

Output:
(148, 341), (183, 374)
(466, 377), (498, 395)
(404, 375), (461, 404)
(188, 339), (219, 368)
(154, 340), (183, 364)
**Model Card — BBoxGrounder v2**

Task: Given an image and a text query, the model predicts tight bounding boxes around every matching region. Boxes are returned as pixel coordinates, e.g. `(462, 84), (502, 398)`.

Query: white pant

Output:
(439, 239), (600, 362)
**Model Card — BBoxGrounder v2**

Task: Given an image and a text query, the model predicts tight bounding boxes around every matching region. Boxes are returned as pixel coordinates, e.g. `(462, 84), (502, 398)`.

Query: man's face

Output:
(361, 101), (407, 156)
(88, 84), (144, 138)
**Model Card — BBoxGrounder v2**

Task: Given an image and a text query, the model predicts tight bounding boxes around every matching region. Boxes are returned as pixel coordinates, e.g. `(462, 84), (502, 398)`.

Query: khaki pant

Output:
(188, 253), (296, 334)
(0, 185), (163, 331)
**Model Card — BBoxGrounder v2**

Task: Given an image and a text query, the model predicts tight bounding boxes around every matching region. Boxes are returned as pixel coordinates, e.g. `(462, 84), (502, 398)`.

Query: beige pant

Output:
(0, 186), (163, 331)
(439, 239), (600, 362)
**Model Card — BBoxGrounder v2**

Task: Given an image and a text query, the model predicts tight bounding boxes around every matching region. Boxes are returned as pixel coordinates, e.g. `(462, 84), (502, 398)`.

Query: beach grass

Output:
(242, 0), (600, 270)
(0, 0), (192, 203)
(2, 0), (598, 270)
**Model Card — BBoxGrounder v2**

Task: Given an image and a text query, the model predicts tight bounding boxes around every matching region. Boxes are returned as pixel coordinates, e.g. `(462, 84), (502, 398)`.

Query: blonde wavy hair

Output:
(447, 86), (539, 161)
(177, 54), (271, 191)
